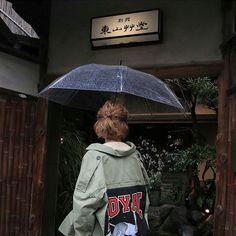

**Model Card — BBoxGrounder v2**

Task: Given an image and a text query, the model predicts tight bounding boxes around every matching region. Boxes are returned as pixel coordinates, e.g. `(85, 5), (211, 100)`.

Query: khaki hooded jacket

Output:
(59, 141), (150, 236)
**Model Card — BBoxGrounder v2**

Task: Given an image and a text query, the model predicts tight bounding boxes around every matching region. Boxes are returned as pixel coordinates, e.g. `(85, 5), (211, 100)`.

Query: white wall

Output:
(48, 0), (222, 74)
(0, 52), (39, 96)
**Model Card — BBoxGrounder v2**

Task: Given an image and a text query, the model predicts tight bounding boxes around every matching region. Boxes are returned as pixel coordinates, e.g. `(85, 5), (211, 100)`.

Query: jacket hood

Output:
(86, 141), (136, 157)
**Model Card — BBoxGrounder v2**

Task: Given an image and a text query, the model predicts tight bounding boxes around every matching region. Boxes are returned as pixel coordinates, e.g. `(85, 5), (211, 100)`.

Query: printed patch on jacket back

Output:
(105, 185), (148, 236)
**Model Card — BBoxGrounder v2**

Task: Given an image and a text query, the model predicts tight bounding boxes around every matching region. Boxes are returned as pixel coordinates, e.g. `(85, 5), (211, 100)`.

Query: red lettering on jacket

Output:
(118, 195), (131, 213)
(131, 192), (143, 218)
(108, 197), (119, 218)
(108, 192), (143, 219)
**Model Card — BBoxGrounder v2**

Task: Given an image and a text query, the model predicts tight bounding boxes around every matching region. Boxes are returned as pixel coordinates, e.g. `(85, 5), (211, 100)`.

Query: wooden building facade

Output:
(0, 0), (236, 235)
(0, 0), (50, 235)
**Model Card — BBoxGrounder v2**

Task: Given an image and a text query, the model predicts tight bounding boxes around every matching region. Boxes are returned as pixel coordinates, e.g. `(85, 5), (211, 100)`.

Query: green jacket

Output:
(59, 142), (150, 236)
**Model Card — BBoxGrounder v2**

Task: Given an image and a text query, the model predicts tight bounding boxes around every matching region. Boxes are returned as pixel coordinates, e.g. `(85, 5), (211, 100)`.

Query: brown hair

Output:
(94, 100), (129, 141)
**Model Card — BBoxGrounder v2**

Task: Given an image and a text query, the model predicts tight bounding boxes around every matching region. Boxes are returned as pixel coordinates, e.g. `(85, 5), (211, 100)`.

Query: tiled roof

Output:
(0, 0), (39, 38)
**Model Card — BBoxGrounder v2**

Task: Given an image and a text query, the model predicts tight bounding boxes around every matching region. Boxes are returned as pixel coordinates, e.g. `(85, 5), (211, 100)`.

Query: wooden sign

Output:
(91, 9), (161, 47)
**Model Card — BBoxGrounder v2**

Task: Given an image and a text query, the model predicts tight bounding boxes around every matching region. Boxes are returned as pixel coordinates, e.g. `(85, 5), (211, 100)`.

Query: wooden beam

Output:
(138, 62), (223, 79)
(0, 42), (39, 62)
(128, 113), (217, 124)
(0, 87), (36, 101)
(16, 35), (40, 48)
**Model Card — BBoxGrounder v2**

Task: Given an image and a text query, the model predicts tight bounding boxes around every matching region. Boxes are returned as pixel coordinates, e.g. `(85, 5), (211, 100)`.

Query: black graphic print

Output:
(105, 185), (148, 236)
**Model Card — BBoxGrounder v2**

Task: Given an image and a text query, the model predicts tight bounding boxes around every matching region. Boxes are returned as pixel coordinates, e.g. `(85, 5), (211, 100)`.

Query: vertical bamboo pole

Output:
(15, 100), (21, 234)
(22, 101), (32, 235)
(20, 101), (28, 234)
(29, 99), (48, 236)
(20, 101), (27, 235)
(16, 100), (26, 235)
(11, 99), (21, 234)
(4, 100), (11, 236)
(0, 97), (6, 236)
(25, 102), (36, 235)
(7, 99), (16, 236)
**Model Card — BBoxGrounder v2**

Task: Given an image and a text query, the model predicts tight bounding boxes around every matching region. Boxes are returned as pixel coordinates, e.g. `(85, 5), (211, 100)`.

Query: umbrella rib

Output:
(64, 90), (78, 105)
(119, 66), (123, 91)
(144, 97), (153, 119)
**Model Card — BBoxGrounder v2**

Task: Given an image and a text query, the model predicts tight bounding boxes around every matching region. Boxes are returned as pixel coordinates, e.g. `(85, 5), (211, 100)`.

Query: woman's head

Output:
(94, 100), (129, 141)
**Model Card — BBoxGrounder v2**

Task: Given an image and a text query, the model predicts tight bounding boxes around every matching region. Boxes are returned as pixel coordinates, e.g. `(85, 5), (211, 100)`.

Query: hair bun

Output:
(105, 114), (112, 119)
(94, 100), (129, 141)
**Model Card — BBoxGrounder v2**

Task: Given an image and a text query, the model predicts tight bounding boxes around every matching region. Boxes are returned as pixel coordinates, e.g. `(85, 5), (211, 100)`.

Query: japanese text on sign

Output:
(91, 10), (159, 40)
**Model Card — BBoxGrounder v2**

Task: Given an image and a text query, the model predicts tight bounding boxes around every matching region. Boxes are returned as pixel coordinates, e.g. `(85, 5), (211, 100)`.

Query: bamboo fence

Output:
(0, 94), (36, 236)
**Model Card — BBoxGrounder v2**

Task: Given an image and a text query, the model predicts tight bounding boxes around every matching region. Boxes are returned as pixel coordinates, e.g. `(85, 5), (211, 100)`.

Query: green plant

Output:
(196, 179), (216, 212)
(136, 136), (163, 175)
(165, 77), (218, 112)
(165, 77), (218, 144)
(183, 77), (218, 114)
(148, 173), (162, 191)
(168, 144), (216, 175)
(171, 182), (187, 204)
(56, 121), (88, 230)
(136, 135), (181, 175)
(161, 144), (216, 207)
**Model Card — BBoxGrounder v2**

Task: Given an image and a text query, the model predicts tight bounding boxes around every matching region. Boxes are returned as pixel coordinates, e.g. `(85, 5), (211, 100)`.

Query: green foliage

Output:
(148, 173), (162, 191)
(185, 77), (218, 110)
(169, 144), (216, 174)
(196, 179), (216, 211)
(136, 136), (216, 176)
(56, 121), (87, 229)
(165, 77), (218, 112)
(164, 77), (217, 211)
(136, 136), (164, 176)
(171, 182), (187, 204)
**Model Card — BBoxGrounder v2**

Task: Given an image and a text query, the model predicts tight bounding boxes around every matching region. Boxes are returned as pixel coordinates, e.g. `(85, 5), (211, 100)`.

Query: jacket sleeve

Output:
(58, 210), (75, 236)
(135, 150), (150, 229)
(136, 150), (150, 186)
(72, 151), (107, 235)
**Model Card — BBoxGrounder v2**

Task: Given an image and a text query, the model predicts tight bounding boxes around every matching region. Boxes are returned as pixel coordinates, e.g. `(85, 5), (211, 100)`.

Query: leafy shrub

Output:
(148, 174), (162, 191)
(56, 121), (88, 230)
(169, 144), (216, 174)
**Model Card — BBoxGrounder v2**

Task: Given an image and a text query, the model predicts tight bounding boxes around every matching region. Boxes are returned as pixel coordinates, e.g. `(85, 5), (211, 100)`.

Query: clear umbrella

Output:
(39, 64), (184, 113)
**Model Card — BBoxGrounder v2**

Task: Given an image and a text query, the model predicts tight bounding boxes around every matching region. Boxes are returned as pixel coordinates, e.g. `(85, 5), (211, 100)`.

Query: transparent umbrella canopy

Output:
(39, 64), (184, 113)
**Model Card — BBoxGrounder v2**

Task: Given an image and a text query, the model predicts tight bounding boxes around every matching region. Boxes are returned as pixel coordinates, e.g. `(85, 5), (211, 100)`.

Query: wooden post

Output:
(29, 98), (48, 236)
(214, 37), (236, 236)
(214, 60), (229, 235)
(41, 102), (62, 236)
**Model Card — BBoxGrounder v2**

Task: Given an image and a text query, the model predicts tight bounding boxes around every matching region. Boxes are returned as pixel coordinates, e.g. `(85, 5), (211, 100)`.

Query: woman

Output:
(59, 100), (149, 236)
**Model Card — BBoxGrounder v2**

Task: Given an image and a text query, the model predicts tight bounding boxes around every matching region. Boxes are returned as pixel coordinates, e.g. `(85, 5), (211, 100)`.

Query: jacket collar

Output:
(86, 141), (136, 157)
